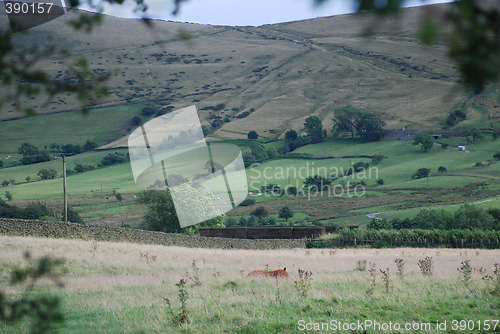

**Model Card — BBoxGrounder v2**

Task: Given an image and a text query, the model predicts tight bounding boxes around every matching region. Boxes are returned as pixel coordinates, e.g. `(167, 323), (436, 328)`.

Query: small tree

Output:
(371, 155), (385, 164)
(412, 133), (434, 152)
(494, 152), (500, 160)
(247, 130), (259, 140)
(438, 166), (447, 172)
(251, 206), (269, 219)
(2, 180), (9, 187)
(25, 176), (31, 183)
(5, 191), (12, 201)
(413, 168), (431, 179)
(304, 116), (327, 144)
(83, 140), (98, 151)
(376, 178), (384, 185)
(37, 168), (58, 180)
(278, 206), (294, 221)
(115, 193), (123, 202)
(130, 116), (142, 126)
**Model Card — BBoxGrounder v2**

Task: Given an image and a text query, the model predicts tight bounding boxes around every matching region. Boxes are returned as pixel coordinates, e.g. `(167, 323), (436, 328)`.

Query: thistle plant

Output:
(367, 264), (377, 295)
(294, 269), (313, 297)
(395, 258), (405, 278)
(418, 256), (433, 276)
(458, 260), (472, 288)
(164, 278), (190, 325)
(380, 268), (390, 294)
(356, 259), (367, 271)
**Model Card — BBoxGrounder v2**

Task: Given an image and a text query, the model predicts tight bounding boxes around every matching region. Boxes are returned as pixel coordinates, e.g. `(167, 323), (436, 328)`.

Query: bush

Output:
(437, 166), (447, 172)
(2, 180), (9, 187)
(371, 155), (385, 164)
(115, 193), (123, 202)
(64, 206), (84, 224)
(239, 198), (256, 206)
(247, 131), (259, 140)
(24, 201), (54, 219)
(37, 168), (57, 180)
(5, 191), (12, 201)
(74, 164), (95, 173)
(141, 105), (157, 116)
(101, 152), (128, 166)
(251, 206), (269, 218)
(475, 161), (484, 167)
(494, 152), (500, 160)
(441, 143), (449, 149)
(286, 186), (298, 195)
(83, 140), (98, 151)
(368, 218), (393, 230)
(130, 116), (142, 126)
(413, 168), (430, 179)
(376, 178), (384, 185)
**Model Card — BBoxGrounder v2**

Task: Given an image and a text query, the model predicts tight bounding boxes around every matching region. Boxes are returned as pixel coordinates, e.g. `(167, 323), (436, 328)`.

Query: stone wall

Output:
(0, 218), (306, 250)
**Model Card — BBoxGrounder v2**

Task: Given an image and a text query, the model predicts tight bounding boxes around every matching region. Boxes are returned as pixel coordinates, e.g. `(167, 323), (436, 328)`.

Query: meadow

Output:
(0, 236), (499, 333)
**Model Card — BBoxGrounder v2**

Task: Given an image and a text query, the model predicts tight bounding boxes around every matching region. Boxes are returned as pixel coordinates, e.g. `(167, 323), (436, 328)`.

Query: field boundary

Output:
(0, 218), (306, 250)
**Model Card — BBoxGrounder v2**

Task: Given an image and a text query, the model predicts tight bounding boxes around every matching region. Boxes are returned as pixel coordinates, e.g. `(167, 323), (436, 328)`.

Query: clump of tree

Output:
(332, 105), (386, 141)
(367, 204), (500, 231)
(278, 206), (294, 221)
(304, 175), (332, 190)
(239, 198), (256, 206)
(18, 143), (50, 165)
(283, 130), (307, 153)
(413, 168), (431, 179)
(242, 142), (278, 167)
(412, 132), (434, 152)
(247, 130), (259, 140)
(345, 161), (370, 176)
(446, 109), (467, 127)
(74, 164), (95, 173)
(251, 206), (269, 219)
(137, 187), (225, 234)
(304, 115), (327, 144)
(37, 168), (57, 180)
(100, 152), (128, 166)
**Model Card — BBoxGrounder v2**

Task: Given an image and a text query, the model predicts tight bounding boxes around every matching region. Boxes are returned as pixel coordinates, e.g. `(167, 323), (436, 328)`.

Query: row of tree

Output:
(368, 204), (500, 231)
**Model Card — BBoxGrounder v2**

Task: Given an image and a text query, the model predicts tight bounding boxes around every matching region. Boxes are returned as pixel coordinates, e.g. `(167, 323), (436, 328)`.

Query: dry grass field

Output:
(1, 236), (499, 333)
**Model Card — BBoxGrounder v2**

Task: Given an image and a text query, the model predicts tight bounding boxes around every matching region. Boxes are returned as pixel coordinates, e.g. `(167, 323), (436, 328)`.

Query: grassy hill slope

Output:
(2, 4), (499, 141)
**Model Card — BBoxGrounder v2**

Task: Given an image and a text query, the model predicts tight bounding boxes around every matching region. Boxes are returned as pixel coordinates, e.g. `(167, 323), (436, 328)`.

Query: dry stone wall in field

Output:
(0, 218), (306, 249)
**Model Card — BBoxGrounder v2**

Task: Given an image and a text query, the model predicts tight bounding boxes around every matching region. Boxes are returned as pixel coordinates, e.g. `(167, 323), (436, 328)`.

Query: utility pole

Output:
(62, 155), (67, 222)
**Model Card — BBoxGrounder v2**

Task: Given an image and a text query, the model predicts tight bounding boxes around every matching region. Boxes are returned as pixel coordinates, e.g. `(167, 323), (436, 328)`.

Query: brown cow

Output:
(247, 267), (288, 278)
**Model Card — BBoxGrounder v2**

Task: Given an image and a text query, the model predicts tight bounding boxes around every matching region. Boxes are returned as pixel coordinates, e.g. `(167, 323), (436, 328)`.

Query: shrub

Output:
(494, 152), (500, 160)
(141, 105), (156, 116)
(83, 140), (98, 151)
(247, 130), (259, 140)
(37, 168), (57, 180)
(5, 191), (12, 201)
(74, 164), (95, 173)
(475, 161), (484, 167)
(278, 206), (294, 221)
(2, 180), (9, 187)
(251, 206), (269, 218)
(371, 155), (385, 164)
(413, 168), (430, 179)
(130, 116), (142, 126)
(101, 152), (128, 166)
(437, 166), (447, 172)
(376, 178), (384, 185)
(239, 198), (256, 206)
(286, 186), (298, 195)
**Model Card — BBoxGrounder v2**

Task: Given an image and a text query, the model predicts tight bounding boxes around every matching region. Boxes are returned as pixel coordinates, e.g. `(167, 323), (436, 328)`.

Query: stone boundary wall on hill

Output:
(0, 218), (307, 250)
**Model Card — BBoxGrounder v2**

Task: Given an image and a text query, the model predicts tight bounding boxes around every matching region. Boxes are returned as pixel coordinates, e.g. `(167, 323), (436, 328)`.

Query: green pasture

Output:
(0, 103), (145, 155)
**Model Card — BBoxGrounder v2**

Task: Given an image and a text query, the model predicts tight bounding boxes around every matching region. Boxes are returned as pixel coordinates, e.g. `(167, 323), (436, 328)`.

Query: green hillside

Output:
(0, 4), (499, 228)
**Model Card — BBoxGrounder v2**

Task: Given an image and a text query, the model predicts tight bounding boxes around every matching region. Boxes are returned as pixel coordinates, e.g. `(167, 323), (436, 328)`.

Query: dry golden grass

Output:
(1, 236), (498, 290)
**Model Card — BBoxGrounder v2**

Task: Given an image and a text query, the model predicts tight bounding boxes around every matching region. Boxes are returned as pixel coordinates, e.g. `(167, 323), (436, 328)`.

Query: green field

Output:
(1, 135), (499, 226)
